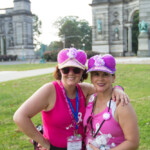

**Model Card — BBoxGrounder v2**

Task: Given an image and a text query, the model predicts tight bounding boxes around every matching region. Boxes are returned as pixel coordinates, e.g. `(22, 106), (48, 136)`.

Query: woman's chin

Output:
(66, 80), (78, 86)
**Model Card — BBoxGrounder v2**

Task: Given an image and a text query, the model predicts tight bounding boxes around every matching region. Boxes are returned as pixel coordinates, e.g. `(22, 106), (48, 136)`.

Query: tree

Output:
(132, 10), (139, 54)
(48, 41), (63, 51)
(54, 16), (92, 50)
(33, 14), (42, 51)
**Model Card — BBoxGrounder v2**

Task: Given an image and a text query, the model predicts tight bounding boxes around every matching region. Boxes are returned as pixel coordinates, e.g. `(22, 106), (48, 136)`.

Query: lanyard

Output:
(60, 81), (79, 130)
(66, 90), (79, 129)
(85, 96), (112, 138)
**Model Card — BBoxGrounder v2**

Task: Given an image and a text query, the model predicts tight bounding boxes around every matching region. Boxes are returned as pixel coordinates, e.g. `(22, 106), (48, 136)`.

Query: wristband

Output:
(113, 85), (124, 91)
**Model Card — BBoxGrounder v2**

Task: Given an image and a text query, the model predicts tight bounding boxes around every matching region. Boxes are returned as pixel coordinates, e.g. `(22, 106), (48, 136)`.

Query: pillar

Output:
(128, 24), (132, 53)
(0, 36), (4, 55)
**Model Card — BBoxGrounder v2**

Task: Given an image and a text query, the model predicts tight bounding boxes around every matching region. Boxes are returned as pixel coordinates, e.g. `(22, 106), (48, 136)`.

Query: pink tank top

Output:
(42, 81), (86, 148)
(83, 94), (125, 147)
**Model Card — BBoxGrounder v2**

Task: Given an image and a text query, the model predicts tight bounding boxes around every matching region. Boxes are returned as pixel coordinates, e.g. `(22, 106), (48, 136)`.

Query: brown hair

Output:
(53, 65), (88, 82)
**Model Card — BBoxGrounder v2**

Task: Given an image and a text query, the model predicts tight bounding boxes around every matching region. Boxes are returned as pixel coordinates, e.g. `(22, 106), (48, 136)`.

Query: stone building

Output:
(0, 0), (34, 59)
(90, 0), (150, 56)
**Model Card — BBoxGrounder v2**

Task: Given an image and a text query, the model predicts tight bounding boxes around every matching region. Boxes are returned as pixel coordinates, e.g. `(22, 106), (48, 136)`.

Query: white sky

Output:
(0, 0), (92, 45)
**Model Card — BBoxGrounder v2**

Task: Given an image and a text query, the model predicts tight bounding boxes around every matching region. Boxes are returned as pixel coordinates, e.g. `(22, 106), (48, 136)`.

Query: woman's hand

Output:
(38, 138), (50, 150)
(112, 87), (130, 106)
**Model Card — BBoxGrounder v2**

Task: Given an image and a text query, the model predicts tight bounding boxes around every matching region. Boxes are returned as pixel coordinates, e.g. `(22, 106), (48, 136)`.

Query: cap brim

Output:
(87, 66), (115, 74)
(58, 59), (85, 70)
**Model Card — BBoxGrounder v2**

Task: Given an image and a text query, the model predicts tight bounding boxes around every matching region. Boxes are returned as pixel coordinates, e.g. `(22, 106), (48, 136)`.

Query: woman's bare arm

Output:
(111, 103), (139, 150)
(80, 82), (130, 106)
(13, 83), (56, 149)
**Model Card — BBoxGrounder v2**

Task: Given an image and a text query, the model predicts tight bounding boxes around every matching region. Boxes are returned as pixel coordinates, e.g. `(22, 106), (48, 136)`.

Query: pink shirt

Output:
(83, 94), (125, 147)
(42, 81), (86, 148)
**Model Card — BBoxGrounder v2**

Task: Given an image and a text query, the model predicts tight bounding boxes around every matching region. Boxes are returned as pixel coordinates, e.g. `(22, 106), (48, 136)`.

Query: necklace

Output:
(85, 96), (112, 138)
(60, 81), (79, 130)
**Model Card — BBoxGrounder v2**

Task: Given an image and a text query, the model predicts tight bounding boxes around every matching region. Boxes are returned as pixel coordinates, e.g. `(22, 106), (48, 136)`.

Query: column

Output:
(128, 24), (132, 53)
(124, 28), (128, 52)
(0, 36), (4, 55)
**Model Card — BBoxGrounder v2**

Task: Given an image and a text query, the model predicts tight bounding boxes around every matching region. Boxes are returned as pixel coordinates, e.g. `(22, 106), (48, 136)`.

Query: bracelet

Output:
(113, 85), (124, 91)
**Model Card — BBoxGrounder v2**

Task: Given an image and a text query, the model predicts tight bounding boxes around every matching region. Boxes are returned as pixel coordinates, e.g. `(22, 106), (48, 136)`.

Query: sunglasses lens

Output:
(73, 68), (81, 74)
(61, 67), (81, 74)
(62, 68), (69, 74)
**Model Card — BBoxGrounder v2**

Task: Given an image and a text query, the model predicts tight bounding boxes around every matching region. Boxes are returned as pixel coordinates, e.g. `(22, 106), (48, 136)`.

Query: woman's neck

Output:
(61, 80), (77, 99)
(96, 87), (113, 103)
(93, 88), (113, 114)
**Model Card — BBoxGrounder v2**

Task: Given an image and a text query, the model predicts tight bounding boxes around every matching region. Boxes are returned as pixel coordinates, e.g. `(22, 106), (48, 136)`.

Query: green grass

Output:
(0, 64), (150, 149)
(115, 64), (150, 150)
(0, 63), (57, 71)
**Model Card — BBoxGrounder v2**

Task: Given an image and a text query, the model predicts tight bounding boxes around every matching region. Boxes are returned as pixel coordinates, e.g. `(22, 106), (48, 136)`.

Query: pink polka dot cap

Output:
(57, 48), (87, 70)
(87, 54), (116, 74)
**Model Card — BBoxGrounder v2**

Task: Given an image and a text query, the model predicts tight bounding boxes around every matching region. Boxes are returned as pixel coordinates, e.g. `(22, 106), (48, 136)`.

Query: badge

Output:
(67, 134), (82, 150)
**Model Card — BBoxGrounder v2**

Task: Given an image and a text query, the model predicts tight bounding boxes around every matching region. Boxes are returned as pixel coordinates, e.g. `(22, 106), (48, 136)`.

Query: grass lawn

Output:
(0, 64), (150, 149)
(0, 63), (57, 71)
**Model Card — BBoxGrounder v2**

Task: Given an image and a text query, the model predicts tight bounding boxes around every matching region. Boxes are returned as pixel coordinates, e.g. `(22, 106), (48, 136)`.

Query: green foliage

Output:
(43, 50), (60, 62)
(54, 16), (92, 50)
(48, 41), (63, 51)
(0, 74), (54, 150)
(0, 55), (17, 61)
(85, 51), (100, 59)
(0, 64), (150, 149)
(132, 11), (139, 54)
(33, 14), (42, 50)
(115, 64), (150, 149)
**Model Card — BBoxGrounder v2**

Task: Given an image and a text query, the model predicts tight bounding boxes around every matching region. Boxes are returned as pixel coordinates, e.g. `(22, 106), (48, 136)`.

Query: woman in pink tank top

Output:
(13, 48), (129, 150)
(84, 54), (139, 150)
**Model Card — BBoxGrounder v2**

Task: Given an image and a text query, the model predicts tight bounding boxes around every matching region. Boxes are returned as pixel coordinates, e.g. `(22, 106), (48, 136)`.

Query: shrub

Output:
(85, 50), (100, 59)
(43, 50), (60, 62)
(43, 51), (51, 61)
(3, 55), (9, 61)
(0, 55), (2, 61)
(0, 55), (17, 61)
(12, 55), (17, 61)
(43, 50), (100, 61)
(50, 50), (60, 61)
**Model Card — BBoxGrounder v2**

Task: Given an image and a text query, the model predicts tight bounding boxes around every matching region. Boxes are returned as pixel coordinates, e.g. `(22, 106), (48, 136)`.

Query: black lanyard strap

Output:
(85, 97), (112, 138)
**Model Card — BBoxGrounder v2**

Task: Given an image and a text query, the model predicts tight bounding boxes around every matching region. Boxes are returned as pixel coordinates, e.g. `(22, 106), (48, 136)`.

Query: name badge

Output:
(67, 134), (82, 150)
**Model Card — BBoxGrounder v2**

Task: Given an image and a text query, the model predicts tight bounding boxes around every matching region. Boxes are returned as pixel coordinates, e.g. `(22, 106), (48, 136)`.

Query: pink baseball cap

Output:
(57, 48), (87, 70)
(87, 54), (116, 74)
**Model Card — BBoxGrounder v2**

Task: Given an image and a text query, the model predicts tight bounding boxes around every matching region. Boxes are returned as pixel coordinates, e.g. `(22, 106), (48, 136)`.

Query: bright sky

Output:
(0, 0), (92, 45)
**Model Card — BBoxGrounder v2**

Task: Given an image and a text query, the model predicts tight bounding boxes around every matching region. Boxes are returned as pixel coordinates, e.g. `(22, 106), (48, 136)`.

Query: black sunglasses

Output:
(61, 67), (81, 74)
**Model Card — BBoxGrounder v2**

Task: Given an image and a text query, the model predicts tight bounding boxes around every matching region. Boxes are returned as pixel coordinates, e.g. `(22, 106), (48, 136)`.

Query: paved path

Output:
(115, 57), (150, 64)
(0, 57), (150, 83)
(0, 68), (55, 83)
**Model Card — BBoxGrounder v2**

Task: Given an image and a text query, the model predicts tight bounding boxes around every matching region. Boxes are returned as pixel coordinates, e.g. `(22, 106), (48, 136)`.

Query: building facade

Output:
(90, 0), (150, 56)
(0, 0), (34, 59)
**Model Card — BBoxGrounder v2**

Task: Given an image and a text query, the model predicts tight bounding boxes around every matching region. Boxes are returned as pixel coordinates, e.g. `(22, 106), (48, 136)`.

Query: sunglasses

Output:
(61, 67), (82, 74)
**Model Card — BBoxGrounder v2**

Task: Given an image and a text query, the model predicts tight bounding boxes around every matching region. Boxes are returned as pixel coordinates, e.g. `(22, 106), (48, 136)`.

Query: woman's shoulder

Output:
(78, 82), (95, 95)
(39, 82), (56, 95)
(42, 82), (54, 88)
(117, 102), (133, 111)
(116, 103), (136, 118)
(38, 82), (57, 111)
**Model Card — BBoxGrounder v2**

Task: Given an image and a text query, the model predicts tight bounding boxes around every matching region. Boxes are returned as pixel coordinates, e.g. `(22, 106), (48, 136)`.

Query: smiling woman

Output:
(84, 54), (139, 150)
(13, 48), (129, 150)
